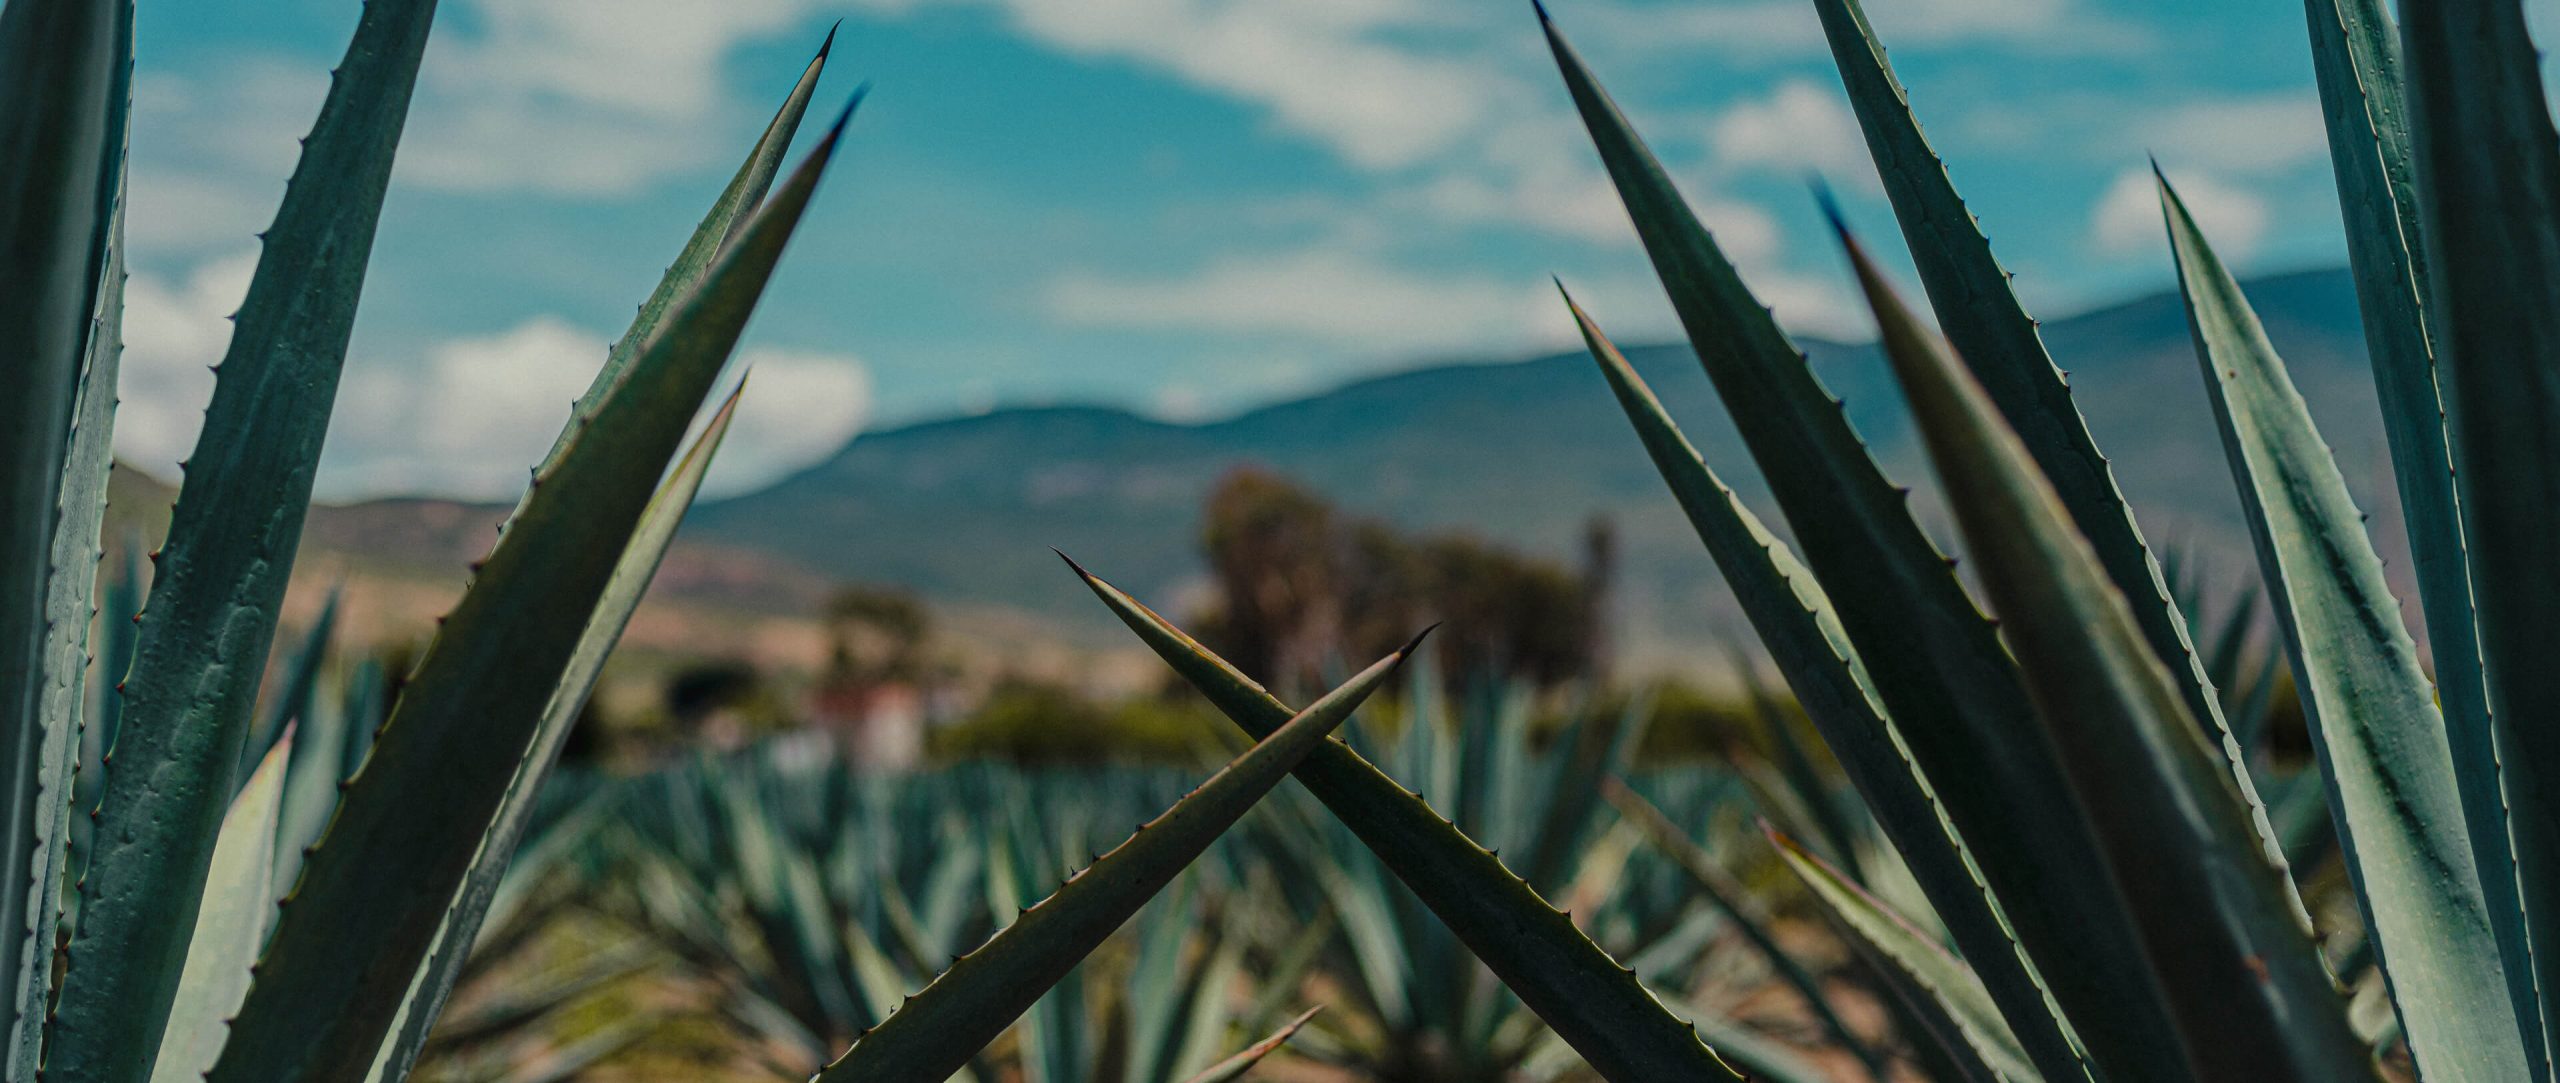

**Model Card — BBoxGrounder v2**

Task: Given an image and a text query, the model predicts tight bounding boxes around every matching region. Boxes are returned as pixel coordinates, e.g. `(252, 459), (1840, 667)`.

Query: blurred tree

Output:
(821, 585), (929, 684)
(1198, 466), (1613, 691)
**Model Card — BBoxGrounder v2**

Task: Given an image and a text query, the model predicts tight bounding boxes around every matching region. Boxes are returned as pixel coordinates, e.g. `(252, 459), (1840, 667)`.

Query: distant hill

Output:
(688, 267), (2391, 671)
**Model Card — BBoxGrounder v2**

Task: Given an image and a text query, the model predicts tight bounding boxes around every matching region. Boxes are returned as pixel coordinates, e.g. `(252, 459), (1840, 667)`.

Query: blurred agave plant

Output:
(596, 753), (1193, 1074)
(589, 742), (1366, 1081)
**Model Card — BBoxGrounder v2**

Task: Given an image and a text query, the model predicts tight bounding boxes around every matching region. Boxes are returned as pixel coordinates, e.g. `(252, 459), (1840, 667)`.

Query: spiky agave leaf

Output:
(27, 190), (124, 1076)
(206, 99), (855, 1083)
(2302, 13), (2534, 1046)
(361, 386), (746, 1083)
(1178, 1007), (1322, 1083)
(519, 26), (836, 500)
(1559, 290), (2087, 1081)
(2398, 0), (2560, 1063)
(0, 0), (128, 1075)
(816, 644), (1419, 1081)
(240, 590), (338, 793)
(47, 0), (438, 1075)
(1769, 830), (2034, 1083)
(2162, 174), (2530, 1081)
(1546, 11), (2187, 1068)
(1841, 222), (2372, 1079)
(147, 736), (288, 1083)
(1065, 557), (1741, 1082)
(1601, 781), (1881, 1077)
(1805, 3), (2281, 844)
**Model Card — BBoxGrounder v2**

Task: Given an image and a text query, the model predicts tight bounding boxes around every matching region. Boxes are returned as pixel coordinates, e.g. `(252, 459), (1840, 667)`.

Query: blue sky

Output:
(112, 0), (2553, 499)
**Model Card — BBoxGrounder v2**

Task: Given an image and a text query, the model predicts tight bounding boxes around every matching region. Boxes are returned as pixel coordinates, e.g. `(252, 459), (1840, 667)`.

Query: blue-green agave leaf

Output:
(1772, 831), (2034, 1083)
(2163, 174), (2530, 1082)
(205, 100), (853, 1083)
(1562, 291), (2087, 1082)
(1807, 0), (2274, 814)
(1843, 223), (2373, 1080)
(519, 27), (835, 499)
(146, 736), (287, 1083)
(0, 0), (129, 1075)
(817, 645), (1416, 1081)
(240, 590), (338, 792)
(2394, 0), (2560, 1064)
(362, 386), (744, 1083)
(1068, 558), (1741, 1082)
(1602, 780), (1882, 1078)
(1542, 12), (2190, 1077)
(47, 0), (436, 1075)
(26, 143), (126, 1083)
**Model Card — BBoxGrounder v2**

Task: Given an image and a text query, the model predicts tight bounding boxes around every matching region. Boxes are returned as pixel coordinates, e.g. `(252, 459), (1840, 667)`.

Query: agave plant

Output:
(0, 0), (870, 1077)
(592, 749), (1290, 1079)
(1055, 0), (2560, 1079)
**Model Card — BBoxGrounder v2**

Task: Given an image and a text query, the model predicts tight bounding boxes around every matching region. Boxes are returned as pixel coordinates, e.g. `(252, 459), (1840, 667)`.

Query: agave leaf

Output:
(26, 148), (126, 1083)
(47, 0), (437, 1074)
(1178, 1007), (1321, 1083)
(2299, 10), (2500, 916)
(2162, 175), (2530, 1081)
(815, 645), (1416, 1081)
(1806, 2), (2280, 843)
(240, 589), (338, 791)
(1737, 655), (1864, 877)
(1161, 916), (1248, 1080)
(147, 735), (288, 1083)
(1771, 830), (2032, 1083)
(206, 103), (852, 1083)
(271, 653), (348, 899)
(521, 27), (835, 498)
(1602, 781), (1881, 1077)
(1843, 223), (2373, 1079)
(1068, 559), (1741, 1082)
(1545, 12), (2217, 1078)
(2396, 0), (2560, 1062)
(1546, 226), (2109, 1075)
(362, 386), (744, 1083)
(0, 0), (128, 1074)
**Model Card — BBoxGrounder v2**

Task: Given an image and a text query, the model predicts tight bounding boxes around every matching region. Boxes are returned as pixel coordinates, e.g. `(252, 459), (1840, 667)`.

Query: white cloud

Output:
(712, 347), (873, 495)
(399, 0), (831, 195)
(2090, 167), (2266, 257)
(114, 251), (259, 473)
(1575, 0), (2145, 58)
(125, 64), (328, 252)
(896, 0), (1516, 171)
(2137, 92), (2327, 176)
(1045, 249), (1557, 350)
(112, 255), (866, 500)
(127, 0), (839, 232)
(1711, 79), (1874, 189)
(1043, 245), (1863, 356)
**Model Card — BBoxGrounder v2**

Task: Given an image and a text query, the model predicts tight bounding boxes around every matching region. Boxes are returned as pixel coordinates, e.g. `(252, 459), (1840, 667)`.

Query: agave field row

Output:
(13, 0), (2560, 1077)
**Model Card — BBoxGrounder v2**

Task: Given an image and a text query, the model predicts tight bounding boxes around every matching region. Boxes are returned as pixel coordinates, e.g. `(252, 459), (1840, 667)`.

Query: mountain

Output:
(690, 267), (2389, 671)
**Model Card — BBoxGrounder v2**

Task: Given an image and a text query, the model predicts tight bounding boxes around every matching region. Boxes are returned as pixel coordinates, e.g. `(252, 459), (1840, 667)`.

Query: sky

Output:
(111, 0), (2560, 499)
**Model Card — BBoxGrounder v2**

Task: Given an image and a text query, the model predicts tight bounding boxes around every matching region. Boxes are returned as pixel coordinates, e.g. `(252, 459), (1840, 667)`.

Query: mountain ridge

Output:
(682, 265), (2385, 668)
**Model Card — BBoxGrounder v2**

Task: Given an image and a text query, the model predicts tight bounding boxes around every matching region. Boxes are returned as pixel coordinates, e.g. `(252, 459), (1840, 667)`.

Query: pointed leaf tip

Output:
(819, 19), (841, 57)
(1398, 624), (1441, 657)
(1810, 178), (1849, 234)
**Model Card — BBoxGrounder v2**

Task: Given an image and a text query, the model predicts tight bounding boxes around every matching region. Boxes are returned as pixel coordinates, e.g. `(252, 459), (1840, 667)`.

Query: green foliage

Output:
(0, 3), (856, 1079)
(930, 682), (1228, 765)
